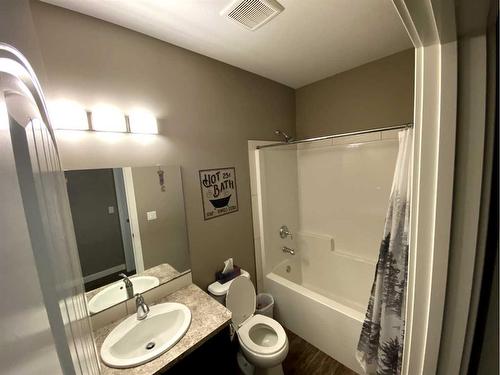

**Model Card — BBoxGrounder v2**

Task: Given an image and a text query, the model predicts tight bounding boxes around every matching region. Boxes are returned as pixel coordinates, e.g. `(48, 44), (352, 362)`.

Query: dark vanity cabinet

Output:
(164, 326), (238, 374)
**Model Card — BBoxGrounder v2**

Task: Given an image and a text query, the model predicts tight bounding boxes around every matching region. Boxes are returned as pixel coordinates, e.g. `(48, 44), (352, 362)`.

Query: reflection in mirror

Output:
(65, 165), (190, 314)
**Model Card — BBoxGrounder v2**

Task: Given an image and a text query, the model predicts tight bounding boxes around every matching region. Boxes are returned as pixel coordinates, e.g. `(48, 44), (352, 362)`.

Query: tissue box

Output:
(215, 265), (241, 284)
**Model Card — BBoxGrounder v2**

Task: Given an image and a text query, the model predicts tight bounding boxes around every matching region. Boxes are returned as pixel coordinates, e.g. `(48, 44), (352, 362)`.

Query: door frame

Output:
(122, 166), (145, 273)
(392, 1), (458, 374)
(113, 167), (136, 272)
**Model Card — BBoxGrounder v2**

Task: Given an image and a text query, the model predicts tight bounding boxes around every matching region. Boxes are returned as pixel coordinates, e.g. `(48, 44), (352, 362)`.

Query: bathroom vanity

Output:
(64, 165), (237, 373)
(64, 164), (239, 372)
(94, 284), (236, 374)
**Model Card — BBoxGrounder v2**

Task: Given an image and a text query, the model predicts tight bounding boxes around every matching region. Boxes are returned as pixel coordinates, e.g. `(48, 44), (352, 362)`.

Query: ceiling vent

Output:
(221, 0), (284, 31)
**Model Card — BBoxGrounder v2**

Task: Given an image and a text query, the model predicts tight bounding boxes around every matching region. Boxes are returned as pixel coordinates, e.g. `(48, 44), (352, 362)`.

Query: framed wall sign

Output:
(199, 167), (239, 220)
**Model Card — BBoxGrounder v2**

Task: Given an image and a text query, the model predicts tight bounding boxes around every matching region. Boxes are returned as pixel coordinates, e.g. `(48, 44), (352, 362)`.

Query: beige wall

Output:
(131, 165), (190, 272)
(296, 49), (414, 138)
(0, 0), (47, 86)
(30, 1), (295, 289)
(29, 1), (414, 290)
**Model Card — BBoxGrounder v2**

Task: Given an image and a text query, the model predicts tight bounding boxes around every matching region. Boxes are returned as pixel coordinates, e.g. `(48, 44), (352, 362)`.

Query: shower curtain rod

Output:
(256, 123), (413, 149)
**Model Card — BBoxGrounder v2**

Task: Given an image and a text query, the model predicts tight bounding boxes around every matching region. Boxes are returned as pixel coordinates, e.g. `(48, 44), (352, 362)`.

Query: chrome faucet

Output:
(282, 246), (295, 255)
(279, 225), (293, 239)
(135, 293), (150, 320)
(119, 273), (134, 299)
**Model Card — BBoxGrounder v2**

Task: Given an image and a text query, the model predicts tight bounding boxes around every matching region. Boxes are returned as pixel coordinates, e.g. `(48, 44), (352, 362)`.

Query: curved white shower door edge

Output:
(0, 44), (100, 374)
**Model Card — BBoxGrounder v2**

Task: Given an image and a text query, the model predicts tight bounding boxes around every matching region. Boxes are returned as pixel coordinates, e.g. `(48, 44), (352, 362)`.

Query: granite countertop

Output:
(94, 284), (232, 374)
(86, 263), (182, 302)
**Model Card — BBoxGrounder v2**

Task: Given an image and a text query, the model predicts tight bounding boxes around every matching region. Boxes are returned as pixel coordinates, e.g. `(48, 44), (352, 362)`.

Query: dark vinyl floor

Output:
(283, 329), (359, 375)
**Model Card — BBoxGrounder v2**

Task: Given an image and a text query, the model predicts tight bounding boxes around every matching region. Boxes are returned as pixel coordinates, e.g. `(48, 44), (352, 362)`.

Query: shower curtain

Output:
(356, 129), (412, 375)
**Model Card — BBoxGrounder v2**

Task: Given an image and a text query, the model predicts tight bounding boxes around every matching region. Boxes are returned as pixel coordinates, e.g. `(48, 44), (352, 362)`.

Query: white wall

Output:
(257, 145), (300, 277)
(297, 131), (399, 308)
(252, 131), (399, 309)
(297, 132), (398, 260)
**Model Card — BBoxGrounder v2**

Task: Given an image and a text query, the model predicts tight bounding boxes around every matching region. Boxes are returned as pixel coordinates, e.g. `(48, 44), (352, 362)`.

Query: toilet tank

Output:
(208, 269), (251, 305)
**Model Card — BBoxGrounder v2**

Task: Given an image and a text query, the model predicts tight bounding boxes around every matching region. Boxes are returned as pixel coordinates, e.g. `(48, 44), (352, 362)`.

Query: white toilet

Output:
(226, 276), (289, 375)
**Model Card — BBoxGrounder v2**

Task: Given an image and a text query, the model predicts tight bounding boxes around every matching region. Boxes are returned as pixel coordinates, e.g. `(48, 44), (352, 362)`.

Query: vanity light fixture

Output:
(49, 100), (89, 130)
(49, 100), (159, 134)
(91, 104), (127, 132)
(128, 108), (158, 134)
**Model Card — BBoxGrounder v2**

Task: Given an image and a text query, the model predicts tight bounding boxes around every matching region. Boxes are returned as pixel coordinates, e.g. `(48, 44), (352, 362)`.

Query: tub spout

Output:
(282, 246), (295, 255)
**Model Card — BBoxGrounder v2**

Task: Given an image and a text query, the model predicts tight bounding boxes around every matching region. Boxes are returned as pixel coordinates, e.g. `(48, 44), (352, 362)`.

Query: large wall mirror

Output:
(65, 165), (190, 314)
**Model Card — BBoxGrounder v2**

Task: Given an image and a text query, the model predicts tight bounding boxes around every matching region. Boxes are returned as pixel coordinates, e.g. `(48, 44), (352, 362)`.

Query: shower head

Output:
(274, 129), (294, 143)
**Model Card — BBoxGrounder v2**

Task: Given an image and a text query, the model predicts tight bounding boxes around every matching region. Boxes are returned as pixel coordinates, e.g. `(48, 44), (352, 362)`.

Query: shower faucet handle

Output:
(279, 225), (293, 239)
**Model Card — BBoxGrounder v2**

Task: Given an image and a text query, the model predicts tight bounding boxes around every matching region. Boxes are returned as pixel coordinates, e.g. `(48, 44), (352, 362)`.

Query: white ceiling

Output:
(40, 0), (412, 88)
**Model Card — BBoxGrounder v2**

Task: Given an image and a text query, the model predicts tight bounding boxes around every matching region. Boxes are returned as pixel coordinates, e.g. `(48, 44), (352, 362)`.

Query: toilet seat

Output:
(238, 314), (287, 355)
(226, 276), (287, 357)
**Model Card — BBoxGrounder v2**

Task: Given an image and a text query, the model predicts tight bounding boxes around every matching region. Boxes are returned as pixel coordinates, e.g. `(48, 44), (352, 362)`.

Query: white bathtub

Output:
(264, 259), (366, 374)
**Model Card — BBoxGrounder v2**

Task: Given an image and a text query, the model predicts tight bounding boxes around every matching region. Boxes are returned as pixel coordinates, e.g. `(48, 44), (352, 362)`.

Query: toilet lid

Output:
(226, 276), (256, 327)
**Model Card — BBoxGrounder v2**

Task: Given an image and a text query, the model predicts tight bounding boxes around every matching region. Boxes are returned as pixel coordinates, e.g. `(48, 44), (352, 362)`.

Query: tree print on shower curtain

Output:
(356, 129), (412, 375)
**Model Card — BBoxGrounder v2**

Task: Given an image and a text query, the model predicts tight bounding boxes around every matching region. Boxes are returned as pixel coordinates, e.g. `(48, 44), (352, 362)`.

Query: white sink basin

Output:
(88, 276), (159, 314)
(100, 302), (191, 368)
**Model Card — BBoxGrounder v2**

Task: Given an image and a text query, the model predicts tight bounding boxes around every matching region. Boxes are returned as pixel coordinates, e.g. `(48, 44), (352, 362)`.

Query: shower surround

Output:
(249, 129), (400, 374)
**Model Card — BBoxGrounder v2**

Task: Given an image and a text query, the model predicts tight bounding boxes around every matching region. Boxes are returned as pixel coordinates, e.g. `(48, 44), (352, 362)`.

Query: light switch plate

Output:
(147, 211), (157, 221)
(108, 206), (115, 214)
